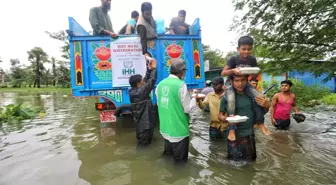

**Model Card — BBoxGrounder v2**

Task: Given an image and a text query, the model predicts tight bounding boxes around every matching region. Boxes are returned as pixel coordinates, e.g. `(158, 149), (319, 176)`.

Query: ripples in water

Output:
(0, 92), (336, 185)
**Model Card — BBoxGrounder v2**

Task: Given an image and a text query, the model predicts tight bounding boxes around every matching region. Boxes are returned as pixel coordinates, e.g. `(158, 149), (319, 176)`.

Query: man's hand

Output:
(255, 96), (270, 108)
(232, 68), (241, 75)
(179, 26), (186, 31)
(149, 59), (157, 69)
(271, 118), (276, 126)
(109, 32), (118, 38)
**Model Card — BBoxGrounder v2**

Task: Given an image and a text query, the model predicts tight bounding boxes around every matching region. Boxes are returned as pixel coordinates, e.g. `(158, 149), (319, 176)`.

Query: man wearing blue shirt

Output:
(119, 11), (139, 35)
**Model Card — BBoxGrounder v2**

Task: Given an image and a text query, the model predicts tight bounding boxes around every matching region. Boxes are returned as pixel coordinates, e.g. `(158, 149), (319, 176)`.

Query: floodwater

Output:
(0, 92), (336, 185)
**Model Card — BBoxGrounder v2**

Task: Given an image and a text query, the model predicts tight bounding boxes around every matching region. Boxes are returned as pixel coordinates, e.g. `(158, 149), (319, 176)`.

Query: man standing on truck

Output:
(137, 2), (157, 56)
(119, 11), (139, 35)
(156, 59), (191, 164)
(168, 10), (190, 35)
(89, 0), (118, 38)
(129, 57), (157, 146)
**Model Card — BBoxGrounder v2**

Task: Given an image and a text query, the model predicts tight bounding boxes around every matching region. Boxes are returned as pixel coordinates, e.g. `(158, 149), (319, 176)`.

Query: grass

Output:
(0, 87), (71, 93)
(321, 94), (336, 105)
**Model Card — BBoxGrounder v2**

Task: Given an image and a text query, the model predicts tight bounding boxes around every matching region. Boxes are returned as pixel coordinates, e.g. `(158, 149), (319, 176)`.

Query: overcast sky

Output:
(0, 0), (239, 71)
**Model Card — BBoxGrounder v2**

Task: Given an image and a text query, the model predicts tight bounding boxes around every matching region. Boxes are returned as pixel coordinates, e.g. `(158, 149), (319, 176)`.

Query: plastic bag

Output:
(156, 19), (165, 35)
(293, 113), (306, 123)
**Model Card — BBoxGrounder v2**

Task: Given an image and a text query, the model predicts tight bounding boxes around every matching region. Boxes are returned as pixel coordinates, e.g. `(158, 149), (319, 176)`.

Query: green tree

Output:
(9, 59), (25, 87)
(27, 47), (48, 88)
(45, 31), (70, 61)
(46, 31), (71, 87)
(203, 44), (227, 69)
(56, 61), (70, 87)
(231, 0), (336, 80)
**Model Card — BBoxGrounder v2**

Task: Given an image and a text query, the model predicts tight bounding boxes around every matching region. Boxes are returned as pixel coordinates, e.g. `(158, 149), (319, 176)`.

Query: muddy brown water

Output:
(0, 92), (336, 185)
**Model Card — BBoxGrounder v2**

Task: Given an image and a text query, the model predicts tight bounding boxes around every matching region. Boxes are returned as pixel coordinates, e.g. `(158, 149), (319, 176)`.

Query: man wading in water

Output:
(271, 80), (300, 130)
(218, 74), (270, 161)
(196, 77), (227, 139)
(156, 59), (191, 164)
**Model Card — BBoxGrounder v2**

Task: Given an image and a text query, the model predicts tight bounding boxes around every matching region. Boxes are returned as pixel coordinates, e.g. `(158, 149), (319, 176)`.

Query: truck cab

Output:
(67, 17), (205, 123)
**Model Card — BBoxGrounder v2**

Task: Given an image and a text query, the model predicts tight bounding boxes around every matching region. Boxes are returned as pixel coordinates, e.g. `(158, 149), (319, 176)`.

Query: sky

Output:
(0, 0), (239, 71)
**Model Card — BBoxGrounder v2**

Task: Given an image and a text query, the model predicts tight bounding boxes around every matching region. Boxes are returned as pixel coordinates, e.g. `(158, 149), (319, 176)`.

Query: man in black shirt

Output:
(168, 10), (190, 35)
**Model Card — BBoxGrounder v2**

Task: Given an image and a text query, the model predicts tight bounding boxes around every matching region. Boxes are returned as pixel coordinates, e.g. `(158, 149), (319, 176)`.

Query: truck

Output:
(67, 17), (205, 124)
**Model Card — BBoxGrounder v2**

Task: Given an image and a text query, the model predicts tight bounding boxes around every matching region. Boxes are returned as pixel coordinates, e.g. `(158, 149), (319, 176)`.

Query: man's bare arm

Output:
(270, 94), (278, 125)
(221, 65), (241, 76)
(218, 111), (227, 123)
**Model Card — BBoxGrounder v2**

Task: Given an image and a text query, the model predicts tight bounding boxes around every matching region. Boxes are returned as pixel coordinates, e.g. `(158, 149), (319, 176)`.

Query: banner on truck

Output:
(111, 37), (147, 87)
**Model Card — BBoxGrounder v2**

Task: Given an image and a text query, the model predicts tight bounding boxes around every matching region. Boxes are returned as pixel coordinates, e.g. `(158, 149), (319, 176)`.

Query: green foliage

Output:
(232, 0), (336, 81)
(262, 78), (331, 107)
(27, 47), (49, 88)
(321, 94), (336, 105)
(0, 104), (41, 123)
(45, 31), (70, 60)
(203, 45), (237, 69)
(203, 44), (226, 69)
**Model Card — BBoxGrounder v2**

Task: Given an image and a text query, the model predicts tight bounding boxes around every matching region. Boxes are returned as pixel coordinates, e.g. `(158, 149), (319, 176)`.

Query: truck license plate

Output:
(100, 110), (116, 123)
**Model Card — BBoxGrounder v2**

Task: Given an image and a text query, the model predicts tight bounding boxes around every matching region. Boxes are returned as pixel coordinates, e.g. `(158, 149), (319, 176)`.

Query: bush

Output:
(321, 94), (336, 105)
(262, 78), (331, 107)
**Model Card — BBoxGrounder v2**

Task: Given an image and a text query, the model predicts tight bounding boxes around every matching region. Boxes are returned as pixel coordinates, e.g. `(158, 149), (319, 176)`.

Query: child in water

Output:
(270, 80), (300, 130)
(221, 36), (270, 141)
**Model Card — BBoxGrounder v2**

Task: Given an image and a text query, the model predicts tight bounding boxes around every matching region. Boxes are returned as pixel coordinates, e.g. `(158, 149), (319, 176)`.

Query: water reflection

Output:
(0, 92), (336, 185)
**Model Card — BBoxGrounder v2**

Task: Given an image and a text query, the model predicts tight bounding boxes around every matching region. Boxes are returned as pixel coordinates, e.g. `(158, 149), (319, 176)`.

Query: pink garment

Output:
(274, 93), (294, 120)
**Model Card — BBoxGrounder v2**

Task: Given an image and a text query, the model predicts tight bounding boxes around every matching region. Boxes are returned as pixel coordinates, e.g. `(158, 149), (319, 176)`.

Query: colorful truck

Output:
(67, 17), (205, 123)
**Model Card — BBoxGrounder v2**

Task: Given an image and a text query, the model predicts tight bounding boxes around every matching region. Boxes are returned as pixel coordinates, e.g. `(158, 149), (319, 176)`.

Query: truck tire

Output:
(114, 104), (131, 117)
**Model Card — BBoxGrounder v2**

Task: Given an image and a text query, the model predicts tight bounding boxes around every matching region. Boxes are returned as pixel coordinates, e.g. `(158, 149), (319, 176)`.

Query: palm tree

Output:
(27, 47), (48, 88)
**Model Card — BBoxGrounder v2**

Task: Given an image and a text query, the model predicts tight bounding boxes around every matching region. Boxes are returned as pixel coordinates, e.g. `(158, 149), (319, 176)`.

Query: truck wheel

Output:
(114, 104), (131, 117)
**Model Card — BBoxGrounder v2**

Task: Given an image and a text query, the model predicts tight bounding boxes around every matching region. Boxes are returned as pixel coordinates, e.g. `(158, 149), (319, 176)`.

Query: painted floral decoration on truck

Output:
(91, 42), (112, 81)
(164, 41), (185, 72)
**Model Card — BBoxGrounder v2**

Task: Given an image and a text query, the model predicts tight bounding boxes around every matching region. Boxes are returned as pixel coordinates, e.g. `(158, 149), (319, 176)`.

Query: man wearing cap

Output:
(168, 10), (190, 35)
(201, 80), (214, 96)
(156, 59), (191, 164)
(89, 0), (118, 38)
(197, 77), (227, 139)
(200, 80), (214, 112)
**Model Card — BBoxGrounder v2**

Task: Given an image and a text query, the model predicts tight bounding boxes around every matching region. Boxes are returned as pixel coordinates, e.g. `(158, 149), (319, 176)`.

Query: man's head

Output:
(101, 0), (111, 11)
(141, 2), (152, 21)
(280, 80), (293, 93)
(131, 11), (140, 22)
(212, 77), (224, 93)
(170, 59), (187, 80)
(129, 74), (143, 88)
(205, 80), (212, 87)
(249, 77), (258, 88)
(178, 10), (186, 23)
(229, 74), (249, 92)
(237, 36), (254, 58)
